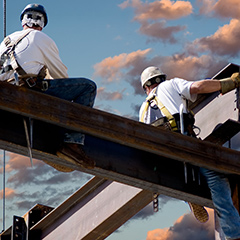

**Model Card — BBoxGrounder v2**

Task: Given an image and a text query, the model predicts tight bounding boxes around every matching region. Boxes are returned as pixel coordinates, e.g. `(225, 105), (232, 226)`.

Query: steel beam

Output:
(0, 86), (239, 206)
(0, 83), (239, 175)
(0, 205), (53, 240)
(0, 63), (239, 240)
(0, 120), (213, 207)
(30, 177), (153, 240)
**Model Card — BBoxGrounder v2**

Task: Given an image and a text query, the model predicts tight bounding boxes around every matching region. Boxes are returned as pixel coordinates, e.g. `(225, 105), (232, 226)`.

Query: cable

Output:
(3, 0), (6, 38)
(2, 151), (5, 232)
(2, 0), (7, 232)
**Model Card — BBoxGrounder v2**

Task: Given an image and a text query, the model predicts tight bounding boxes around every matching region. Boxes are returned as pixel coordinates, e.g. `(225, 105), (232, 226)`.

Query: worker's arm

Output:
(190, 80), (221, 94)
(190, 72), (240, 95)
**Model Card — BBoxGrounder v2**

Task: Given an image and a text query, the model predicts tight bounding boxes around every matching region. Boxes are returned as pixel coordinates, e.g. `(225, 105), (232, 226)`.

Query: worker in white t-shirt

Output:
(139, 66), (240, 240)
(140, 77), (197, 125)
(0, 4), (97, 171)
(0, 4), (67, 80)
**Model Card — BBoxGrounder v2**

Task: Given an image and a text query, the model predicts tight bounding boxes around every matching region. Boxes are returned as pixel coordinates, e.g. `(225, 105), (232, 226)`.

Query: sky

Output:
(0, 0), (240, 239)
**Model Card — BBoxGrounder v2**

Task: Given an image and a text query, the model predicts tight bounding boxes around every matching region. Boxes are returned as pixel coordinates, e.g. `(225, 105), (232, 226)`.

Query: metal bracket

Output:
(11, 216), (27, 240)
(153, 193), (159, 212)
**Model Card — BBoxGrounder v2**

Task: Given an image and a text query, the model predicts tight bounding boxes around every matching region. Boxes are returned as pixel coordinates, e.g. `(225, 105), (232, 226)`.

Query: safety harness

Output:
(1, 29), (33, 76)
(141, 87), (180, 212)
(0, 29), (49, 167)
(140, 88), (178, 131)
(1, 29), (47, 88)
(141, 86), (200, 188)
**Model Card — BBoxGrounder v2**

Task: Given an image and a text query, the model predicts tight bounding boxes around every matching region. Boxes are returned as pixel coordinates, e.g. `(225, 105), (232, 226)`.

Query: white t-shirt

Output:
(0, 29), (68, 80)
(139, 78), (198, 124)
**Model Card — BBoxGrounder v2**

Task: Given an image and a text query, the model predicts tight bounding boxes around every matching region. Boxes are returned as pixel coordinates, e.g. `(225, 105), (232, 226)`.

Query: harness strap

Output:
(3, 36), (11, 47)
(4, 29), (33, 48)
(140, 88), (178, 131)
(5, 67), (48, 91)
(140, 94), (155, 123)
(2, 29), (47, 83)
(154, 95), (178, 131)
(0, 65), (12, 74)
(3, 29), (34, 76)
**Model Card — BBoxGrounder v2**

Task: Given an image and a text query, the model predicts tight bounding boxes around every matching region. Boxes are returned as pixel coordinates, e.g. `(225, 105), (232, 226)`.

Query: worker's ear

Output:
(143, 86), (148, 93)
(36, 26), (43, 31)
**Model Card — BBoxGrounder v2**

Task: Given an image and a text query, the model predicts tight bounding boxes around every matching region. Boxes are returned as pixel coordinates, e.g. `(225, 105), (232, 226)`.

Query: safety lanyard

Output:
(140, 88), (178, 131)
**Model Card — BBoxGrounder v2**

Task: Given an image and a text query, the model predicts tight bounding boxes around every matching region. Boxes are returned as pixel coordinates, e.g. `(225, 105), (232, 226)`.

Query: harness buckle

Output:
(25, 77), (37, 88)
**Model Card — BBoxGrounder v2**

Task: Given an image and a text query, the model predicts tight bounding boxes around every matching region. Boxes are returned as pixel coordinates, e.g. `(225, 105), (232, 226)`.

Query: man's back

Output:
(0, 29), (68, 80)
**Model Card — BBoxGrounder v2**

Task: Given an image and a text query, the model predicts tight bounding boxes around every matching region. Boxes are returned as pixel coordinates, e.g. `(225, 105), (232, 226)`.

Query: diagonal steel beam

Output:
(30, 177), (153, 240)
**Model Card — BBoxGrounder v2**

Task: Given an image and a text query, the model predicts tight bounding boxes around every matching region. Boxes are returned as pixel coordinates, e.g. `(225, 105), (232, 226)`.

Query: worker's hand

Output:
(220, 72), (240, 95)
(231, 72), (240, 88)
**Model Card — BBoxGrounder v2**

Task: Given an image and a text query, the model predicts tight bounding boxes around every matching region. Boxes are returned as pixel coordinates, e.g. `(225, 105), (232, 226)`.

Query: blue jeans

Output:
(200, 168), (240, 239)
(44, 78), (97, 144)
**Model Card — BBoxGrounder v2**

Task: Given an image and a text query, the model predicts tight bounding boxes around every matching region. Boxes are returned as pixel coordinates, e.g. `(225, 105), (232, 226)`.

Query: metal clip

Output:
(14, 72), (19, 86)
(41, 80), (48, 91)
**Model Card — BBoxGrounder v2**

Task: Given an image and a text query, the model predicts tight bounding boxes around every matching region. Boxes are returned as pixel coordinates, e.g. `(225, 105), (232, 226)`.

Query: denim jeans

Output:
(200, 168), (240, 239)
(43, 78), (97, 144)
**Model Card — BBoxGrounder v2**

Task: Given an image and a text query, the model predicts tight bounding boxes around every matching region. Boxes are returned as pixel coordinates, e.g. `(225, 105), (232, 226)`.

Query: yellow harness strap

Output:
(140, 94), (155, 122)
(140, 88), (178, 131)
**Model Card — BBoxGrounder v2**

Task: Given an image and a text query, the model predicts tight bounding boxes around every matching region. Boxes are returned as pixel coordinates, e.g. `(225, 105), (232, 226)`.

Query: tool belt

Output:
(6, 75), (49, 91)
(151, 113), (196, 137)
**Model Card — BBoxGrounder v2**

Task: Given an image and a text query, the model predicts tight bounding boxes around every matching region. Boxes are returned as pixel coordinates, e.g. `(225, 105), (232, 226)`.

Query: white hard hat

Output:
(140, 66), (166, 88)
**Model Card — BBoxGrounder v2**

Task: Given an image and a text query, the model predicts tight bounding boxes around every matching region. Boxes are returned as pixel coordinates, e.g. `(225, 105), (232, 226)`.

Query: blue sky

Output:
(1, 0), (240, 239)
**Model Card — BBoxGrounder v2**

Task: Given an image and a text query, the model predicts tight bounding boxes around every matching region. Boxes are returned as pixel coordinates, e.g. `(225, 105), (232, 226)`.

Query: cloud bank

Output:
(147, 208), (215, 240)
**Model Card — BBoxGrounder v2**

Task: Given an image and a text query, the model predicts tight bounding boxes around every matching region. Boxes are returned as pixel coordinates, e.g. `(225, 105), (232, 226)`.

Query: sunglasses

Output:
(26, 12), (43, 21)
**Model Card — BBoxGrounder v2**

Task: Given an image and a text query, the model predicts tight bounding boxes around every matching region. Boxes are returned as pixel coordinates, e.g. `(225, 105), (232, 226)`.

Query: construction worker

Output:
(139, 66), (240, 240)
(0, 4), (96, 171)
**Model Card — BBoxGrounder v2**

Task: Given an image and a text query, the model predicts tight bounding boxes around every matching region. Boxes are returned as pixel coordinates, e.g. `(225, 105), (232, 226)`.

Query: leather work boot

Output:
(56, 143), (95, 169)
(188, 202), (209, 223)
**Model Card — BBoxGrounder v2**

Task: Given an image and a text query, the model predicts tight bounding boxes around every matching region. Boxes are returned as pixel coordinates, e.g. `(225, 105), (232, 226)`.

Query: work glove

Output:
(220, 72), (240, 94)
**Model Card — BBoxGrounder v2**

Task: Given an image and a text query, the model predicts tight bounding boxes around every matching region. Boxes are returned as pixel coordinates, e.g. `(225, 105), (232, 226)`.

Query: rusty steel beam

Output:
(0, 82), (239, 175)
(0, 109), (212, 206)
(0, 122), (213, 207)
